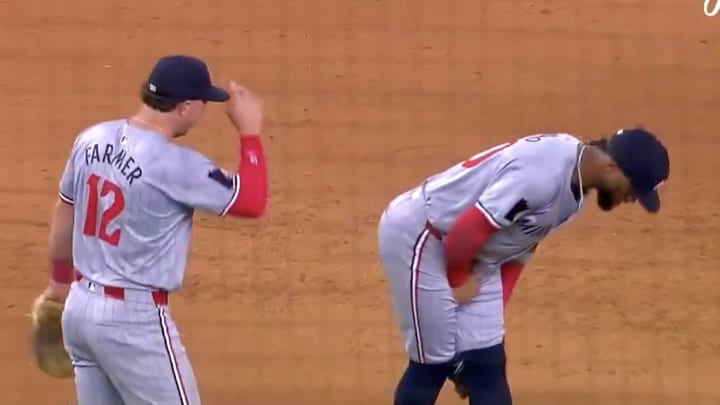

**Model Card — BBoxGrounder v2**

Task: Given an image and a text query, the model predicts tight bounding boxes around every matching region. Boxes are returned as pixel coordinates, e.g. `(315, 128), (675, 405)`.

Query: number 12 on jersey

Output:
(82, 173), (125, 246)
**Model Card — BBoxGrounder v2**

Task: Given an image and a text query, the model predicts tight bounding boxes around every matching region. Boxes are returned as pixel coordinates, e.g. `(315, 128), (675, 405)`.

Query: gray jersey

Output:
(418, 133), (586, 265)
(377, 133), (588, 362)
(59, 119), (240, 291)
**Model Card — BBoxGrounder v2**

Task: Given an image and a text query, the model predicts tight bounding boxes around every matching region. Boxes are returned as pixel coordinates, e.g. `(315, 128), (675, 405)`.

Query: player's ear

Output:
(176, 101), (192, 117)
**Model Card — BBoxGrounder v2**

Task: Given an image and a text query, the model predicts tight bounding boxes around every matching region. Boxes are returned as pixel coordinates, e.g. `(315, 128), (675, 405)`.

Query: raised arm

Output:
(221, 82), (268, 217)
(155, 83), (269, 218)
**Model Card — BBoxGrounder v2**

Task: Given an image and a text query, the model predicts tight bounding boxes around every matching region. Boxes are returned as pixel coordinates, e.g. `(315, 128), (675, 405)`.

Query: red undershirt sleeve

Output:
(225, 135), (268, 218)
(444, 205), (499, 288)
(444, 166), (544, 289)
(499, 261), (524, 305)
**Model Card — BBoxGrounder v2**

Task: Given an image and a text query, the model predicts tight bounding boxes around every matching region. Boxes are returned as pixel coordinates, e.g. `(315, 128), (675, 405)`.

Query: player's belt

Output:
(74, 273), (169, 306)
(425, 221), (443, 240)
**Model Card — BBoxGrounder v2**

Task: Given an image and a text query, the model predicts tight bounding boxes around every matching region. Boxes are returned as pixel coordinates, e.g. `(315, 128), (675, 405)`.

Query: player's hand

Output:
(43, 280), (70, 303)
(226, 81), (263, 135)
(30, 291), (73, 378)
(452, 276), (479, 305)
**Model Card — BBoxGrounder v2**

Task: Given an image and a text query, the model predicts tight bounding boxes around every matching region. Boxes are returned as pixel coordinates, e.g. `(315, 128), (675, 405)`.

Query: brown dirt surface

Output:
(1, 1), (719, 404)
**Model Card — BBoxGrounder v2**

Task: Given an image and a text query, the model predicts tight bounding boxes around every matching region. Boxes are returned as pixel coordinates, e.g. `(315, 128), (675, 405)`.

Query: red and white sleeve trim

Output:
(59, 192), (74, 205)
(219, 174), (241, 217)
(474, 201), (503, 229)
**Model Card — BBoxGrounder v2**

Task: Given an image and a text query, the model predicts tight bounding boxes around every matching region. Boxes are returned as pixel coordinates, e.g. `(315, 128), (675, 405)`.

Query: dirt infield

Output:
(1, 1), (719, 404)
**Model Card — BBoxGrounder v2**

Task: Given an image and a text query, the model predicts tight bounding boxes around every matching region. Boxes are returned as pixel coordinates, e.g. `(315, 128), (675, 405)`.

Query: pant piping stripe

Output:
(409, 228), (431, 363)
(158, 307), (189, 405)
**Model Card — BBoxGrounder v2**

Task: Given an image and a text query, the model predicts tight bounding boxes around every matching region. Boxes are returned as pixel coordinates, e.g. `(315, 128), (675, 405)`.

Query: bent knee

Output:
(454, 342), (509, 390)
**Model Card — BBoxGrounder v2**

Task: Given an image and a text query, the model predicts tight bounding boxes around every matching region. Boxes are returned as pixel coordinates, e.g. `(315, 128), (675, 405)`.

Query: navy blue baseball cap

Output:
(607, 128), (670, 212)
(146, 55), (229, 102)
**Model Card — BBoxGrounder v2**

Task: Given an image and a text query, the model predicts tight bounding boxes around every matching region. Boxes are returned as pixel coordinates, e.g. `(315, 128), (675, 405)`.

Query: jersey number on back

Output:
(82, 174), (125, 246)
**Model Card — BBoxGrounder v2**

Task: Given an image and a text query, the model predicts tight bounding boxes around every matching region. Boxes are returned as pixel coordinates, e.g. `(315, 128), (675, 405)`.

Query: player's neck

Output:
(129, 109), (175, 138)
(576, 145), (605, 192)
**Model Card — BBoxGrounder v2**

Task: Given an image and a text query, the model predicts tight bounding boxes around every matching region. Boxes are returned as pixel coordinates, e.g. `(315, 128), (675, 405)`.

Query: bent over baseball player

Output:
(29, 55), (269, 404)
(377, 129), (670, 404)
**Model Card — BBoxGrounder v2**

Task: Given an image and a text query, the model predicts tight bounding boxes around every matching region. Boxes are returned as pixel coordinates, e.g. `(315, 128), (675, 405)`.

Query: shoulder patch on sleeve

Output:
(504, 198), (529, 222)
(207, 168), (234, 189)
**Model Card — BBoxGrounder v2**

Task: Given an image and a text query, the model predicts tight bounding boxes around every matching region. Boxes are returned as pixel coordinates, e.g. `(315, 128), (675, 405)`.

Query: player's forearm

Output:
(46, 199), (74, 300)
(500, 261), (524, 305)
(444, 207), (497, 288)
(500, 246), (535, 304)
(225, 134), (268, 218)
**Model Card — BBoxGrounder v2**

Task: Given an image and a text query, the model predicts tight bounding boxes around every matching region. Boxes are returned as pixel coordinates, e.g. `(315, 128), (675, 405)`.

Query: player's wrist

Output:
(44, 280), (70, 302)
(451, 276), (479, 304)
(50, 258), (74, 285)
(448, 274), (468, 289)
(239, 134), (263, 151)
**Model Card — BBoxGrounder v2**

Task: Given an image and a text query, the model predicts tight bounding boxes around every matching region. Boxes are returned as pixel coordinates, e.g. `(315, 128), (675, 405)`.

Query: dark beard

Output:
(597, 189), (615, 211)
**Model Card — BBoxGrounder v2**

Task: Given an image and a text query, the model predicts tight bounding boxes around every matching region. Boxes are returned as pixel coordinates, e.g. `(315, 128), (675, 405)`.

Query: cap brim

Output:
(204, 86), (230, 102)
(637, 190), (660, 213)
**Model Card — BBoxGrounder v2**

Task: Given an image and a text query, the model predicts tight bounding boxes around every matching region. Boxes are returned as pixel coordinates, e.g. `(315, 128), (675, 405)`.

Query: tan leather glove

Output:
(30, 293), (73, 378)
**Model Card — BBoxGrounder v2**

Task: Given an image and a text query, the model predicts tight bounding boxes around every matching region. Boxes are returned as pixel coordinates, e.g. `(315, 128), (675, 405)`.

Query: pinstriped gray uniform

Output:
(59, 119), (241, 405)
(377, 133), (586, 364)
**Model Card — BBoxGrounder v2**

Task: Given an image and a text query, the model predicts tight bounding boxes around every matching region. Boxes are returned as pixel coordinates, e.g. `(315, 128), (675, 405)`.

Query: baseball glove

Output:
(30, 293), (73, 378)
(449, 360), (468, 400)
(452, 381), (468, 400)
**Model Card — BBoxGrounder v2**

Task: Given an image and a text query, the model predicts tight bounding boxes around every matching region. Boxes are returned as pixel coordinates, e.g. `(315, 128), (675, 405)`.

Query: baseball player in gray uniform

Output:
(34, 55), (268, 405)
(377, 130), (670, 404)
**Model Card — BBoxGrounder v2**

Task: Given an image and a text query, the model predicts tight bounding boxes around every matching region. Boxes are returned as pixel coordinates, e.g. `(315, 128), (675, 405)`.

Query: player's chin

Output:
(596, 191), (619, 211)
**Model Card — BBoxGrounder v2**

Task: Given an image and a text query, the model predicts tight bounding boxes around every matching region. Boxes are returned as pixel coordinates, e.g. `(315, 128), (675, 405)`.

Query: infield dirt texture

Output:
(1, 1), (719, 404)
